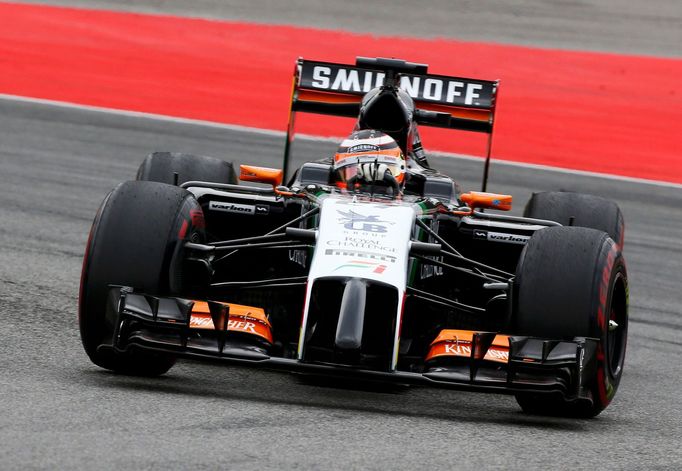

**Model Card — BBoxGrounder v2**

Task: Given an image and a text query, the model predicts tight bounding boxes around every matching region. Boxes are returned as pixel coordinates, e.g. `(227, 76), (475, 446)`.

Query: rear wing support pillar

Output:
(482, 126), (494, 192)
(282, 64), (299, 183)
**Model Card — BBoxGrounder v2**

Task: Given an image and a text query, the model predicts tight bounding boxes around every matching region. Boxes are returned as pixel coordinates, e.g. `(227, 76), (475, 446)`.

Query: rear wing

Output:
(284, 57), (500, 190)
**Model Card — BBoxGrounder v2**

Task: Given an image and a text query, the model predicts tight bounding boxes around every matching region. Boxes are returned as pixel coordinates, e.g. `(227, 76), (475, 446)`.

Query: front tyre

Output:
(79, 181), (205, 375)
(512, 226), (628, 417)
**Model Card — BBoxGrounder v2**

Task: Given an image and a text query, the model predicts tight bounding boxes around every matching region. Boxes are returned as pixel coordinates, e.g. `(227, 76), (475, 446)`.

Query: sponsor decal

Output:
(189, 313), (273, 342)
(189, 208), (205, 229)
(426, 330), (510, 363)
(326, 236), (396, 253)
(337, 209), (391, 233)
(310, 66), (386, 93)
(178, 220), (189, 239)
(487, 349), (509, 362)
(487, 232), (530, 244)
(473, 230), (529, 245)
(420, 256), (444, 279)
(229, 319), (258, 334)
(441, 342), (509, 362)
(209, 201), (255, 215)
(473, 229), (487, 240)
(189, 315), (257, 333)
(348, 143), (380, 153)
(300, 62), (494, 108)
(189, 315), (213, 329)
(289, 249), (307, 267)
(255, 204), (269, 215)
(333, 259), (387, 274)
(325, 248), (396, 263)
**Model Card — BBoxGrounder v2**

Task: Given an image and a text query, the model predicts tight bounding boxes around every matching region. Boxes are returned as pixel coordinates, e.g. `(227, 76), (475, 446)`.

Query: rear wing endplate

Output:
(284, 57), (500, 190)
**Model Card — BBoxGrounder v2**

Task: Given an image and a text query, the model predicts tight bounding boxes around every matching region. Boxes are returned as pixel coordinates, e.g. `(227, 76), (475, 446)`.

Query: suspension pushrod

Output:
(415, 217), (464, 258)
(415, 216), (512, 278)
(211, 276), (308, 289)
(210, 233), (287, 247)
(440, 251), (513, 278)
(406, 287), (485, 314)
(213, 206), (320, 263)
(265, 206), (320, 236)
(411, 254), (506, 283)
(211, 240), (307, 252)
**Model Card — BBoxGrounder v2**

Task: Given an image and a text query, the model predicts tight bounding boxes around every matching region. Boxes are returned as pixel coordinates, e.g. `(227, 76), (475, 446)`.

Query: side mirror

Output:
(239, 165), (283, 187)
(460, 191), (512, 211)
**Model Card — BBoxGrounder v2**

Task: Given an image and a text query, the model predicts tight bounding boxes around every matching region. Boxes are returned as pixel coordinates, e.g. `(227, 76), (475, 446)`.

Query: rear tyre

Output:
(524, 191), (624, 247)
(79, 181), (205, 375)
(512, 226), (628, 417)
(136, 151), (238, 185)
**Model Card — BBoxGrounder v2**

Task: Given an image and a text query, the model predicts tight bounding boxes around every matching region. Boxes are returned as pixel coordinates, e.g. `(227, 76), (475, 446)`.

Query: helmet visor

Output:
(334, 154), (404, 183)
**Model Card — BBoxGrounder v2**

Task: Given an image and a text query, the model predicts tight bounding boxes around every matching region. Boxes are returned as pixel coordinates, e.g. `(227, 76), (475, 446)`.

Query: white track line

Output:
(2, 92), (680, 189)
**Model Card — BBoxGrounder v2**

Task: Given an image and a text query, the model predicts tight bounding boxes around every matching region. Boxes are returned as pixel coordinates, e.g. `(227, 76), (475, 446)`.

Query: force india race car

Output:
(79, 57), (628, 417)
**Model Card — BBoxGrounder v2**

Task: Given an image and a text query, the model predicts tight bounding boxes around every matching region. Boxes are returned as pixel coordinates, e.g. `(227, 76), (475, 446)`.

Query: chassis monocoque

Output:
(79, 57), (628, 417)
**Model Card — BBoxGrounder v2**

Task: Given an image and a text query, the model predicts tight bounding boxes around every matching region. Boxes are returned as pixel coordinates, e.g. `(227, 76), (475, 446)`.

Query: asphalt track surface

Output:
(1, 97), (682, 469)
(3, 1), (682, 469)
(17, 0), (682, 57)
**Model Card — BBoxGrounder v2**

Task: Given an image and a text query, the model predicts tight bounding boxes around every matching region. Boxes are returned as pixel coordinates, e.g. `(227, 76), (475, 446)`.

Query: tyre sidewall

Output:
(79, 181), (204, 372)
(590, 238), (628, 412)
(513, 227), (628, 416)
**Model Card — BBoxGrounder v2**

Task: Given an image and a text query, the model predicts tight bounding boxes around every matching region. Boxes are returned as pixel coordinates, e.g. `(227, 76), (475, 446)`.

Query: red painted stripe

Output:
(1, 3), (680, 182)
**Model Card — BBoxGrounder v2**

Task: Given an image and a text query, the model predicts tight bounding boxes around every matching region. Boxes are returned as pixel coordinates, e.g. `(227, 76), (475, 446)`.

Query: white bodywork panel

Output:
(297, 196), (417, 370)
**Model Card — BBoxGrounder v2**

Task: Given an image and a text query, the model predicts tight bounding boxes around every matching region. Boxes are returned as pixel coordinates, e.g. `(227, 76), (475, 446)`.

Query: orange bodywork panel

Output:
(297, 89), (363, 105)
(239, 165), (283, 187)
(417, 101), (492, 123)
(460, 191), (512, 211)
(426, 329), (510, 364)
(189, 301), (273, 344)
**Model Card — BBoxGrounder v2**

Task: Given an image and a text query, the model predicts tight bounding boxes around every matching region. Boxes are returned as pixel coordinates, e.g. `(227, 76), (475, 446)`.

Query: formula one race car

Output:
(79, 57), (628, 417)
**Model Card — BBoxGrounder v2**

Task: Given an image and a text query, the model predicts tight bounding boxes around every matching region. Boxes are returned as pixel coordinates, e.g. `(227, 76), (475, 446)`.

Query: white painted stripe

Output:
(340, 135), (395, 146)
(0, 93), (287, 137)
(1, 93), (680, 189)
(428, 151), (682, 189)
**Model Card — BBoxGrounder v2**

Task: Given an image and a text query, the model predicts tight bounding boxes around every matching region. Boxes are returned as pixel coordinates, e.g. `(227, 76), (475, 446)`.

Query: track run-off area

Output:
(1, 1), (682, 469)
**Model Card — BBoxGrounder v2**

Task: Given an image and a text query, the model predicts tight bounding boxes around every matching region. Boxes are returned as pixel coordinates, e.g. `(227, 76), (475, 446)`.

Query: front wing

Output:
(102, 288), (600, 404)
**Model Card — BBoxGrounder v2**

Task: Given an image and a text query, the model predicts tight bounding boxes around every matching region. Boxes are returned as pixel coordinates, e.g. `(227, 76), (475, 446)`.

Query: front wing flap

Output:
(101, 288), (599, 402)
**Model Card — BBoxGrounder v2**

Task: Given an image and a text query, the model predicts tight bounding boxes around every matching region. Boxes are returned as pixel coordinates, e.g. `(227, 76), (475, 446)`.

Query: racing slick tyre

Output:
(512, 226), (628, 417)
(79, 181), (205, 376)
(523, 191), (624, 247)
(136, 151), (238, 186)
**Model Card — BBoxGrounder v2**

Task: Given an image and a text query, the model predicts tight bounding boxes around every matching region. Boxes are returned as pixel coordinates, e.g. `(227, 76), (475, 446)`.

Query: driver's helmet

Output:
(333, 130), (406, 190)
